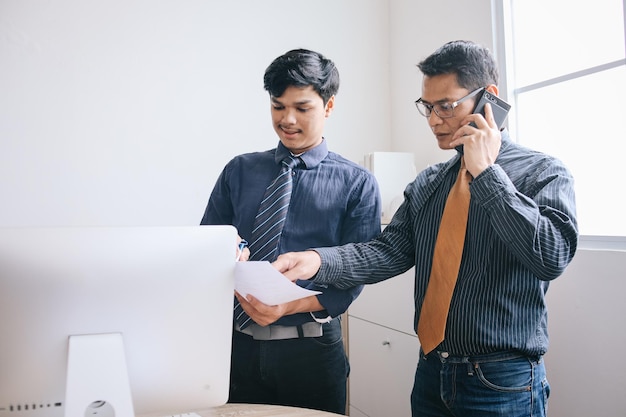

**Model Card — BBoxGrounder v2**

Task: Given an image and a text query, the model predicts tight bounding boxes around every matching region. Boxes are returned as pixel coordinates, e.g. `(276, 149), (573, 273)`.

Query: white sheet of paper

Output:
(234, 261), (321, 306)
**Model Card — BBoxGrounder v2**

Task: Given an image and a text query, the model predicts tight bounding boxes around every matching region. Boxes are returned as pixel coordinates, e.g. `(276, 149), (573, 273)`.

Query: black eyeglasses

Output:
(415, 87), (484, 119)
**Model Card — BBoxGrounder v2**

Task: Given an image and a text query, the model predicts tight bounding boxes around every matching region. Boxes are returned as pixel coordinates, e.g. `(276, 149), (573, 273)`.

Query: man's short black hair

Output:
(417, 40), (499, 91)
(263, 49), (340, 104)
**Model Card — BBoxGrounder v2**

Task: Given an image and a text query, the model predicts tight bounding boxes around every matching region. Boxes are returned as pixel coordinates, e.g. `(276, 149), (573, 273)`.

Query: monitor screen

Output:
(0, 226), (237, 417)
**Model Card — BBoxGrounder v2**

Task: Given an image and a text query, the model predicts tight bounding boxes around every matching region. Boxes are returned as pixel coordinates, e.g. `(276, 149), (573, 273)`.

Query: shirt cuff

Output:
(471, 163), (513, 207)
(310, 311), (333, 323)
(312, 247), (344, 285)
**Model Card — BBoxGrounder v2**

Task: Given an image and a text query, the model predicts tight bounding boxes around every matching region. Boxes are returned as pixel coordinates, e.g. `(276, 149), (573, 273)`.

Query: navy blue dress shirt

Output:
(201, 139), (382, 326)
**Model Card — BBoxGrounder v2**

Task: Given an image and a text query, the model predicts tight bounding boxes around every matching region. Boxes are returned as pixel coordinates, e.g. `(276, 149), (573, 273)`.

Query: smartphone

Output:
(456, 89), (511, 153)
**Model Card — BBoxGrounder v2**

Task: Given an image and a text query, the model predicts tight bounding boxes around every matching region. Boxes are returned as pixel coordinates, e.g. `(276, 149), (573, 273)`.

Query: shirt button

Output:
(440, 352), (449, 359)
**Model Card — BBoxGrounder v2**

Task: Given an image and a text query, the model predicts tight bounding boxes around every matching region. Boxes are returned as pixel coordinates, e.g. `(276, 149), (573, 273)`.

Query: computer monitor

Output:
(0, 225), (237, 417)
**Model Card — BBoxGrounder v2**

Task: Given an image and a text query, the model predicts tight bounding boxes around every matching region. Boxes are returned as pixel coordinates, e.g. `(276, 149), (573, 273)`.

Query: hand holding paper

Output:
(234, 261), (321, 306)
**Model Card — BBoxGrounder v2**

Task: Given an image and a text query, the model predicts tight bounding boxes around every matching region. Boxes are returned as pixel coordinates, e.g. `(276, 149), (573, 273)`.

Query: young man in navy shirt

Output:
(201, 48), (382, 414)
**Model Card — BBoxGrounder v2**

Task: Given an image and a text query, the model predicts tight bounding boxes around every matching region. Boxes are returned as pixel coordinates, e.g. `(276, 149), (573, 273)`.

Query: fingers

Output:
(234, 290), (248, 306)
(235, 291), (283, 327)
(448, 103), (502, 176)
(238, 247), (250, 261)
(467, 102), (495, 130)
(482, 102), (497, 128)
(453, 103), (494, 142)
(235, 291), (269, 312)
(236, 236), (250, 261)
(272, 251), (322, 282)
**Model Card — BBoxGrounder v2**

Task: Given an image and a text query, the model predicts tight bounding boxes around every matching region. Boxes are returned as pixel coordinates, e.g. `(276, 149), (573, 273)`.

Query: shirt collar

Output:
(274, 139), (329, 169)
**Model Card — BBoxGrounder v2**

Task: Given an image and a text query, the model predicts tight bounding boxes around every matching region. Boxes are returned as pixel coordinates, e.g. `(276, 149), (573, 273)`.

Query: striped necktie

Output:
(417, 158), (472, 354)
(234, 155), (302, 329)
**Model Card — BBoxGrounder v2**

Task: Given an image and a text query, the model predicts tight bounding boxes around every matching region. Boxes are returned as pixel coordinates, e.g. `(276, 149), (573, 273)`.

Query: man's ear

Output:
(486, 84), (499, 96)
(324, 95), (335, 117)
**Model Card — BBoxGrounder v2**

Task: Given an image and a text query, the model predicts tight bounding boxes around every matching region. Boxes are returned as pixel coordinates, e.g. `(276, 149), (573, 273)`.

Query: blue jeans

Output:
(228, 318), (348, 415)
(411, 350), (550, 417)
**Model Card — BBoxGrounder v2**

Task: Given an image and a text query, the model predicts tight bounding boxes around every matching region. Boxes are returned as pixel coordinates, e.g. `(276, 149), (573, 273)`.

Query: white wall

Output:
(0, 0), (390, 227)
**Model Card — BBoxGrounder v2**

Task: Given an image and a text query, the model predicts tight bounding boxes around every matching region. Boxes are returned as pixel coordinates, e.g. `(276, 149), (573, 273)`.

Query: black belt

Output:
(235, 321), (323, 340)
(422, 349), (540, 364)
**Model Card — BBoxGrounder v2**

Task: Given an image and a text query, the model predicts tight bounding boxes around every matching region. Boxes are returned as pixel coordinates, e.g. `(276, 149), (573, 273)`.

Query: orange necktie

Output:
(417, 158), (472, 355)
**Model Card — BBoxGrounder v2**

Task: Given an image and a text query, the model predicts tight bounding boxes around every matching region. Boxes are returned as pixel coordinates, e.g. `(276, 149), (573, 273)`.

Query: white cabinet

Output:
(347, 268), (419, 417)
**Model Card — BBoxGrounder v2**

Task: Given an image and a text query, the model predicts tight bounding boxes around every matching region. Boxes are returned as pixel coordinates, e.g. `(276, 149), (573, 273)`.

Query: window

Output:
(495, 0), (626, 238)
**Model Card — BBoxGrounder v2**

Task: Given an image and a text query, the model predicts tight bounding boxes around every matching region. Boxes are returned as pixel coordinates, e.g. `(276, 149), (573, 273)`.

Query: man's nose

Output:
(281, 108), (297, 124)
(428, 111), (443, 127)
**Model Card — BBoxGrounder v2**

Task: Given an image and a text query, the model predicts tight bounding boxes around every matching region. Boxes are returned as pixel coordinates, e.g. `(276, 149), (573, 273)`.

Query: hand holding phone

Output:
(456, 89), (511, 153)
(471, 89), (511, 128)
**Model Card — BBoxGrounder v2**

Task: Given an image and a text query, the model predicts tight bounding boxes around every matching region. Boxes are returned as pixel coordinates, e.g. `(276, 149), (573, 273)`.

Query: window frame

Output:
(492, 0), (626, 249)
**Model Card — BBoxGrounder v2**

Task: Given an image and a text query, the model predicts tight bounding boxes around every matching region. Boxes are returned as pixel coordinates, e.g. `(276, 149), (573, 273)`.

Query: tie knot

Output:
(282, 156), (301, 170)
(459, 157), (472, 182)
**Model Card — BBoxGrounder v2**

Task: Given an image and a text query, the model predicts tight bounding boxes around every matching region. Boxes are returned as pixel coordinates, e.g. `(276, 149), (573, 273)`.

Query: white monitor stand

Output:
(65, 333), (134, 417)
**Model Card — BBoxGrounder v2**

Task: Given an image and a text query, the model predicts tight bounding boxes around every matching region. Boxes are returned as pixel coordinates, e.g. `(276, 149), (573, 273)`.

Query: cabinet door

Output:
(349, 268), (416, 335)
(348, 316), (419, 417)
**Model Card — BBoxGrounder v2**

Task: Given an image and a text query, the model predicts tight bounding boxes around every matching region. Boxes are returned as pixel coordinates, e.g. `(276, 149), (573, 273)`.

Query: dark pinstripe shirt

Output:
(314, 131), (578, 356)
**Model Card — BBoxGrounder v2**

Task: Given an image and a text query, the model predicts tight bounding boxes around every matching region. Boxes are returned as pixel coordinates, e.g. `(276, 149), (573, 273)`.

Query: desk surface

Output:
(196, 403), (342, 416)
